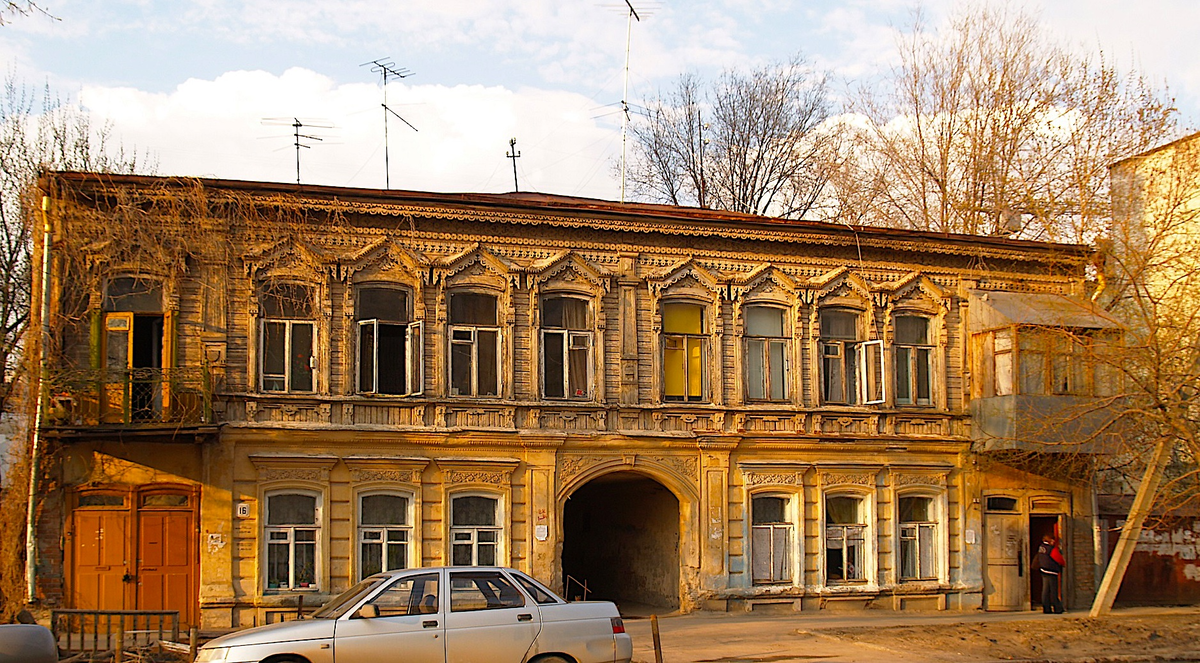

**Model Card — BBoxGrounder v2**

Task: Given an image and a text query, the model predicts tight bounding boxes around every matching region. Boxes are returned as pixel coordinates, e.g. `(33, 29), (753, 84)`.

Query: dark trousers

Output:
(1041, 572), (1064, 613)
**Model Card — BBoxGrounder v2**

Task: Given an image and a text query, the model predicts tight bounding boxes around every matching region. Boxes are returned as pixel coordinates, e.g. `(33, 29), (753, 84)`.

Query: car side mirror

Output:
(356, 604), (379, 619)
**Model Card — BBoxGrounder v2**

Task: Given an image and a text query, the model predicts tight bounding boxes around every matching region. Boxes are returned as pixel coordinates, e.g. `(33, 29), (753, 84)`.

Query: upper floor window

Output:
(894, 316), (933, 406)
(102, 277), (166, 422)
(663, 302), (707, 402)
(266, 492), (319, 591)
(450, 495), (500, 566)
(825, 495), (866, 583)
(261, 283), (314, 393)
(820, 310), (883, 405)
(541, 296), (592, 399)
(898, 495), (937, 581)
(357, 287), (423, 396)
(104, 276), (162, 312)
(448, 292), (500, 397)
(981, 327), (1114, 398)
(745, 306), (788, 401)
(751, 495), (793, 584)
(359, 493), (412, 579)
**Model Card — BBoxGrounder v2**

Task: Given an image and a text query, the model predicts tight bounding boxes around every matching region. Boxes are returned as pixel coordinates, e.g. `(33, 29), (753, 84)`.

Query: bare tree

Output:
(847, 4), (1177, 241)
(0, 1), (54, 25)
(627, 56), (836, 218)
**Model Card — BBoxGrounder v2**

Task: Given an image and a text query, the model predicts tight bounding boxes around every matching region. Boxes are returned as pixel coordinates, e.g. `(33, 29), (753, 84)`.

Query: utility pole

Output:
(697, 108), (707, 209)
(507, 138), (522, 192)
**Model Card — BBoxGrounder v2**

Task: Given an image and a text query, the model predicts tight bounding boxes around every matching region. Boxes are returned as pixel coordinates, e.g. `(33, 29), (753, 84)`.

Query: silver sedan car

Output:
(195, 567), (633, 663)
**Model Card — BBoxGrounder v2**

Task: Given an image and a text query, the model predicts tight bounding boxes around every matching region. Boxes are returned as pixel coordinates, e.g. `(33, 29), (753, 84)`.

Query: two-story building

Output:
(30, 171), (1120, 628)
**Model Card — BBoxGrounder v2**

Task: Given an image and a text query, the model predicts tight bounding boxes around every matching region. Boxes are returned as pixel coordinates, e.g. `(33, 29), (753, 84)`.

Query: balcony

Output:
(970, 394), (1124, 454)
(45, 367), (212, 429)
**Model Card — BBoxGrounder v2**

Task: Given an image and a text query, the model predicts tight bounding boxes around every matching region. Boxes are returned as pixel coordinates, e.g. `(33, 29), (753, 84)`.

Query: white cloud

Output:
(77, 68), (623, 198)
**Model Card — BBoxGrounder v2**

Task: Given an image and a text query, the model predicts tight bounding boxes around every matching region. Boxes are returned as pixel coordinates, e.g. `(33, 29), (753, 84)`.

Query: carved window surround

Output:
(249, 454), (339, 484)
(435, 457), (520, 486)
(343, 456), (430, 485)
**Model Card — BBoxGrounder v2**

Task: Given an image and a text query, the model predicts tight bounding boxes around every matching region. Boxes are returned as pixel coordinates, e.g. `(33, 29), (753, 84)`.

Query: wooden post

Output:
(1090, 437), (1172, 617)
(189, 626), (198, 661)
(651, 614), (663, 663)
(298, 594), (305, 620)
(114, 621), (124, 663)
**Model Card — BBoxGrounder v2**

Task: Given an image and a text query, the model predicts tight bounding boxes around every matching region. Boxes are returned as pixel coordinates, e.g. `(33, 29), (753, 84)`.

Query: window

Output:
(450, 496), (500, 566)
(825, 495), (866, 583)
(898, 496), (937, 581)
(663, 302), (707, 401)
(448, 293), (500, 397)
(357, 287), (423, 396)
(745, 306), (789, 401)
(751, 495), (793, 584)
(1019, 328), (1091, 396)
(359, 494), (412, 579)
(541, 296), (592, 399)
(993, 329), (1014, 396)
(102, 277), (166, 422)
(266, 492), (319, 590)
(450, 571), (525, 612)
(261, 283), (315, 392)
(821, 310), (883, 405)
(894, 316), (933, 406)
(364, 572), (440, 617)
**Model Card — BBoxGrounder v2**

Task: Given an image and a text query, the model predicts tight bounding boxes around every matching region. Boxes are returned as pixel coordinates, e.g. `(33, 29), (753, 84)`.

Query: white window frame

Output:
(743, 305), (790, 402)
(358, 319), (424, 396)
(750, 493), (796, 585)
(858, 339), (886, 405)
(264, 490), (322, 592)
(893, 316), (934, 406)
(449, 494), (503, 566)
(539, 296), (594, 400)
(662, 301), (709, 403)
(357, 491), (415, 580)
(823, 492), (873, 585)
(897, 492), (940, 581)
(260, 319), (316, 393)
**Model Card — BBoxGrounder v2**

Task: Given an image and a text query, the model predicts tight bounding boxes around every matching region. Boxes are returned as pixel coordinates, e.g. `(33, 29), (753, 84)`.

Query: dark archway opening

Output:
(562, 472), (680, 611)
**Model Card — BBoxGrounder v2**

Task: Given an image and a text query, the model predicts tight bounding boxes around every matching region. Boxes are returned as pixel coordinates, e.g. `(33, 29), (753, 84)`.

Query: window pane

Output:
(687, 337), (705, 398)
(359, 322), (376, 392)
(915, 348), (931, 402)
(361, 541), (383, 577)
(899, 496), (931, 522)
(544, 297), (589, 329)
(772, 526), (790, 580)
(768, 340), (787, 400)
(543, 331), (565, 398)
(863, 342), (883, 403)
(105, 277), (162, 312)
(362, 494), (408, 525)
(452, 543), (473, 566)
(477, 544), (497, 566)
(664, 336), (686, 397)
(295, 538), (316, 587)
(106, 327), (129, 370)
(822, 344), (843, 402)
(752, 496), (786, 524)
(142, 494), (189, 507)
(387, 538), (408, 571)
(452, 496), (497, 526)
(1020, 352), (1045, 394)
(986, 496), (1018, 511)
(450, 293), (498, 326)
(900, 529), (917, 579)
(995, 352), (1014, 396)
(267, 540), (290, 588)
(451, 338), (473, 396)
(895, 347), (912, 403)
(79, 494), (125, 507)
(359, 288), (408, 322)
(746, 306), (784, 337)
(263, 321), (286, 378)
(751, 527), (772, 581)
(746, 339), (765, 400)
(478, 330), (499, 396)
(895, 316), (928, 344)
(826, 496), (861, 525)
(262, 283), (312, 318)
(268, 494), (316, 525)
(289, 323), (314, 391)
(663, 303), (703, 334)
(820, 310), (857, 340)
(567, 335), (589, 398)
(919, 525), (935, 578)
(377, 323), (408, 394)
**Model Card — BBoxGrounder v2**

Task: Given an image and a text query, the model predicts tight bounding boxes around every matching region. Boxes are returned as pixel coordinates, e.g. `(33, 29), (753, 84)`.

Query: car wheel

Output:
(533, 656), (571, 663)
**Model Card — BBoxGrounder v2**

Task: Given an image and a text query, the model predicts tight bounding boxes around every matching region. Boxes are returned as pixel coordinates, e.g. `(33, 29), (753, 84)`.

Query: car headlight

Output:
(195, 647), (229, 662)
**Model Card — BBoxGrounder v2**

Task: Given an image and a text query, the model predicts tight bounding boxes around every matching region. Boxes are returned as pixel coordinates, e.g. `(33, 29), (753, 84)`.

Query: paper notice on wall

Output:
(535, 525), (549, 541)
(965, 529), (977, 544)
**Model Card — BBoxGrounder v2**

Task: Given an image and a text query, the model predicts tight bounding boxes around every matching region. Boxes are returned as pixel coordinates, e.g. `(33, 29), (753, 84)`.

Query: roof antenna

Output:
(361, 58), (418, 190)
(261, 117), (333, 184)
(507, 138), (522, 192)
(604, 1), (658, 203)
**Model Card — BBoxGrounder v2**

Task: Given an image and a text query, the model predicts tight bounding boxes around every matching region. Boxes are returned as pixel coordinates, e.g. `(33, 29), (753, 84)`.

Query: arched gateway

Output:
(561, 471), (681, 611)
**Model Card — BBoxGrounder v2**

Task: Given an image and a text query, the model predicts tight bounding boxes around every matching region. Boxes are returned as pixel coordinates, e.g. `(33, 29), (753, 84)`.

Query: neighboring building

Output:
(30, 172), (1119, 628)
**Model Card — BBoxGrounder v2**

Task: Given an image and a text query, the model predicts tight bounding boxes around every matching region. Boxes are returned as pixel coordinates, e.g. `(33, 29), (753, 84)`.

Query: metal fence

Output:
(51, 609), (181, 656)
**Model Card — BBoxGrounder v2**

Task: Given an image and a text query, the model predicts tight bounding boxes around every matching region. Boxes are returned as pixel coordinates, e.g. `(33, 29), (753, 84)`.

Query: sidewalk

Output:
(622, 605), (1200, 663)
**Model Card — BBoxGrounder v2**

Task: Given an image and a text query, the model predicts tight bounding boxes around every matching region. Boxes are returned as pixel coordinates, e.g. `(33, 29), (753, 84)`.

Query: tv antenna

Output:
(261, 117), (334, 184)
(603, 1), (656, 203)
(361, 58), (418, 189)
(506, 138), (522, 192)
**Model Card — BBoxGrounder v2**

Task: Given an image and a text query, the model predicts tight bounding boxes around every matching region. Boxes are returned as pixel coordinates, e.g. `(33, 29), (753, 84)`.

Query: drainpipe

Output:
(25, 194), (52, 602)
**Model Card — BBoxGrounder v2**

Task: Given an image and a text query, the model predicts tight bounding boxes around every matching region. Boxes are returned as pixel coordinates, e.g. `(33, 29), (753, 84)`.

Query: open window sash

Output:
(406, 321), (424, 396)
(101, 312), (134, 423)
(858, 340), (885, 405)
(358, 319), (423, 396)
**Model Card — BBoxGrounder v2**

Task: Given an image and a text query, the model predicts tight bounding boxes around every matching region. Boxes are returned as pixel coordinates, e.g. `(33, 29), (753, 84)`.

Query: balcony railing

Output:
(46, 366), (211, 427)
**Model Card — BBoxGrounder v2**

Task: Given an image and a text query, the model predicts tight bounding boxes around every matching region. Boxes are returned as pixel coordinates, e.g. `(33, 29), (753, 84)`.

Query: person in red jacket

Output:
(1036, 534), (1066, 613)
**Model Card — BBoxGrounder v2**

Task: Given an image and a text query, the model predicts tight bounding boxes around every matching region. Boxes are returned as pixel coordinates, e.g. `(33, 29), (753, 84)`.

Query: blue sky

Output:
(3, 0), (1197, 199)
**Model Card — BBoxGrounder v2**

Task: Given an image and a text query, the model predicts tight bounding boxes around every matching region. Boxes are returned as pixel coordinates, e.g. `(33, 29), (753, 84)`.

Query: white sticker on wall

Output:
(535, 525), (549, 541)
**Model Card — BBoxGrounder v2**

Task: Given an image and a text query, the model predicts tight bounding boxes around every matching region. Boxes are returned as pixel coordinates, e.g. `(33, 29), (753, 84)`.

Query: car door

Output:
(444, 570), (540, 663)
(334, 571), (445, 663)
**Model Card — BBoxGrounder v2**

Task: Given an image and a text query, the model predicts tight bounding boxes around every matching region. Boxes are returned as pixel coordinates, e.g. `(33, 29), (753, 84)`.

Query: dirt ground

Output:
(815, 611), (1200, 662)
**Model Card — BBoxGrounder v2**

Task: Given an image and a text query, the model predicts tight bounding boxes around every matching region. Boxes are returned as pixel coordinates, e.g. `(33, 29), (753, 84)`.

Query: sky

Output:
(2, 0), (1198, 201)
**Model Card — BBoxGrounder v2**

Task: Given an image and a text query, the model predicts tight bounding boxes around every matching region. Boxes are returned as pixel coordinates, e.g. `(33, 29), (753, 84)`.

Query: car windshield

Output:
(310, 577), (386, 619)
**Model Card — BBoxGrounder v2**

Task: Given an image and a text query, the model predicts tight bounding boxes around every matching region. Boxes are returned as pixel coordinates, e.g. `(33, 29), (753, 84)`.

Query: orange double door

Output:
(69, 487), (198, 628)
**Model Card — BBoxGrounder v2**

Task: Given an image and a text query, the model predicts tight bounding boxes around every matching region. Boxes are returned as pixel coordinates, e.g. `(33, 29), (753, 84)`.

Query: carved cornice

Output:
(343, 456), (430, 484)
(818, 471), (878, 487)
(892, 472), (949, 488)
(249, 454), (339, 483)
(435, 457), (520, 486)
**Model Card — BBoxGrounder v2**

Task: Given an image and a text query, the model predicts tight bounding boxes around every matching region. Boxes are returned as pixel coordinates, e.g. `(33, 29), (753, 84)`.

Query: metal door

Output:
(984, 512), (1026, 610)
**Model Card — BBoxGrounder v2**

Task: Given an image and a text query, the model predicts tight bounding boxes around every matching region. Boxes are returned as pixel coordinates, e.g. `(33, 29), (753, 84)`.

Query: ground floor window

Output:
(751, 495), (793, 584)
(825, 495), (866, 583)
(359, 493), (412, 579)
(266, 492), (319, 590)
(450, 495), (500, 566)
(899, 495), (937, 581)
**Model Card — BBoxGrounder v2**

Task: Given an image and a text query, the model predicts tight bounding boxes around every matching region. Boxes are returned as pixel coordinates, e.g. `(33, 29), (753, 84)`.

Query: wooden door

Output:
(137, 508), (196, 627)
(984, 512), (1026, 610)
(72, 509), (131, 611)
(101, 313), (133, 423)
